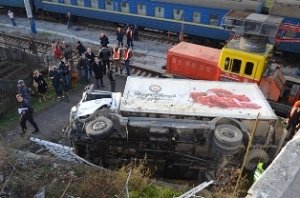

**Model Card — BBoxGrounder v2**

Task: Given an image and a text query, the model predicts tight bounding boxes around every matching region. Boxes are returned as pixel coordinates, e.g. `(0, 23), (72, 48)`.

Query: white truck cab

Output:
(70, 84), (121, 122)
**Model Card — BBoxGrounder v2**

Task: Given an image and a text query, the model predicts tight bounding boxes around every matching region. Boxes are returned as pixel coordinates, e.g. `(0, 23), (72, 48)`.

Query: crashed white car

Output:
(70, 84), (122, 123)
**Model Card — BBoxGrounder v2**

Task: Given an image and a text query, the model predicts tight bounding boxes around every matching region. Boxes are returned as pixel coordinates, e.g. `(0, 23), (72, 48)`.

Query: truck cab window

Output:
(224, 57), (230, 70)
(245, 62), (254, 75)
(231, 59), (241, 73)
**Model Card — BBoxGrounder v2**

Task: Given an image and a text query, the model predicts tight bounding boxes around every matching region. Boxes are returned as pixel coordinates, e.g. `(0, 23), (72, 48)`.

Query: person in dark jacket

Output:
(92, 57), (104, 88)
(108, 70), (116, 92)
(17, 80), (32, 104)
(77, 53), (89, 84)
(99, 46), (111, 75)
(33, 70), (48, 102)
(99, 33), (109, 47)
(85, 48), (96, 78)
(58, 56), (70, 92)
(126, 26), (134, 49)
(76, 41), (86, 56)
(116, 27), (124, 48)
(49, 66), (63, 98)
(16, 94), (39, 134)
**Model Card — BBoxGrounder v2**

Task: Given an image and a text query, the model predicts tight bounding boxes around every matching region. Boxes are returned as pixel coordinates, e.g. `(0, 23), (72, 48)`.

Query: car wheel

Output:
(214, 124), (243, 146)
(245, 149), (269, 170)
(85, 117), (113, 139)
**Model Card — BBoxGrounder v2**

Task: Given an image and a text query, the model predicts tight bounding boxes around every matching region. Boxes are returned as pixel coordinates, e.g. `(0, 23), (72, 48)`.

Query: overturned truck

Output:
(66, 77), (288, 182)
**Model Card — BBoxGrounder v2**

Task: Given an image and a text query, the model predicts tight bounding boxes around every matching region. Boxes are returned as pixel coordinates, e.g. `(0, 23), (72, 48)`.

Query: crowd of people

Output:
(15, 25), (136, 135)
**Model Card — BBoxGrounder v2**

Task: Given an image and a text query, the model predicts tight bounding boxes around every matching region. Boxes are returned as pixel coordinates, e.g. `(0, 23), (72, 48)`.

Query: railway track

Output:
(0, 31), (51, 55)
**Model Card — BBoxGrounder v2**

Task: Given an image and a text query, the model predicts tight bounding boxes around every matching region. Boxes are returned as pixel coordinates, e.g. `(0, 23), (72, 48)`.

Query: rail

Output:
(0, 31), (52, 55)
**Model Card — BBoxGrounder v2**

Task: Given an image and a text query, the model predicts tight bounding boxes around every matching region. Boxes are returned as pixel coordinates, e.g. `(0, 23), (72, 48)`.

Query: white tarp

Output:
(121, 77), (277, 120)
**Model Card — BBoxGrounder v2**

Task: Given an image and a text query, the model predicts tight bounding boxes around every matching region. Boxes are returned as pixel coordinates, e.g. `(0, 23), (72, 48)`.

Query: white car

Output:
(70, 84), (122, 123)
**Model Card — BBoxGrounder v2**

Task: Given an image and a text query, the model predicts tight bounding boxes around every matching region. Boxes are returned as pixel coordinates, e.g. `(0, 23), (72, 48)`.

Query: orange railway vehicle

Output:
(166, 42), (220, 81)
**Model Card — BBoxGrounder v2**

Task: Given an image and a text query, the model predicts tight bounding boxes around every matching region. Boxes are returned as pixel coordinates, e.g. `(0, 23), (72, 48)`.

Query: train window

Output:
(224, 57), (230, 70)
(91, 0), (98, 9)
(64, 0), (71, 5)
(121, 2), (129, 13)
(245, 62), (254, 75)
(77, 0), (84, 7)
(231, 59), (241, 73)
(105, 0), (113, 10)
(173, 9), (183, 21)
(192, 12), (201, 23)
(137, 3), (146, 15)
(209, 14), (219, 26)
(155, 7), (164, 18)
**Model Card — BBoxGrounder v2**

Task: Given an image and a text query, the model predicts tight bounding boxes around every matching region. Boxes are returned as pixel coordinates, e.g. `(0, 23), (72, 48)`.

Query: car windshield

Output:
(84, 93), (112, 102)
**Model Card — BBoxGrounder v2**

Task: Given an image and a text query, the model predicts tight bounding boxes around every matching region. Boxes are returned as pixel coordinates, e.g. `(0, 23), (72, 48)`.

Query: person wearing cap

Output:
(16, 94), (39, 134)
(76, 41), (86, 56)
(17, 80), (32, 104)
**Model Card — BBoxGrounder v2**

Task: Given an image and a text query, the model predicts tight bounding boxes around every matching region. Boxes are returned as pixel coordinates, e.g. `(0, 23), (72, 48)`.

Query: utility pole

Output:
(24, 0), (37, 34)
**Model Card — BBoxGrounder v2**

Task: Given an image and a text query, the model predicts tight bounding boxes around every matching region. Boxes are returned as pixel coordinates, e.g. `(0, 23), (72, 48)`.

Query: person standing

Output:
(99, 46), (111, 75)
(77, 53), (89, 84)
(99, 33), (109, 48)
(126, 26), (134, 49)
(85, 48), (96, 79)
(108, 70), (116, 92)
(33, 70), (48, 103)
(92, 57), (105, 88)
(7, 10), (17, 27)
(49, 66), (63, 99)
(116, 27), (124, 48)
(76, 41), (86, 56)
(66, 12), (72, 29)
(69, 59), (78, 88)
(16, 94), (39, 134)
(17, 80), (32, 104)
(58, 56), (70, 92)
(122, 45), (132, 76)
(286, 100), (300, 137)
(112, 44), (122, 73)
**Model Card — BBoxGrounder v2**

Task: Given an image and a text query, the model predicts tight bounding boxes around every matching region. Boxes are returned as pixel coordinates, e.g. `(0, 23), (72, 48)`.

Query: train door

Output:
(155, 6), (164, 18)
(137, 3), (146, 15)
(64, 0), (71, 5)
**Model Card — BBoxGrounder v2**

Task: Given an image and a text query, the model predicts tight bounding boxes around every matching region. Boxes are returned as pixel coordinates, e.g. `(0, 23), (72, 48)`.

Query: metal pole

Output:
(24, 0), (37, 34)
(233, 113), (260, 194)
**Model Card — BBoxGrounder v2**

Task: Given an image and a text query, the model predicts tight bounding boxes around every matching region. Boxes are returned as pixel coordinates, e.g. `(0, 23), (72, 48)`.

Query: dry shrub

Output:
(212, 168), (248, 198)
(113, 159), (152, 197)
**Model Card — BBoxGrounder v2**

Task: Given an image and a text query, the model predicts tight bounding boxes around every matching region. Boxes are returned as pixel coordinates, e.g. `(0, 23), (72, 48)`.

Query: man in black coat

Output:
(99, 33), (109, 47)
(16, 94), (39, 134)
(49, 66), (63, 98)
(99, 46), (111, 75)
(92, 57), (105, 88)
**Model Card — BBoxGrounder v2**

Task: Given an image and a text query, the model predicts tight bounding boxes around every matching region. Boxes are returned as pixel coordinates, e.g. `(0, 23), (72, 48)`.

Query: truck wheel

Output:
(245, 149), (269, 170)
(214, 124), (243, 146)
(85, 117), (113, 139)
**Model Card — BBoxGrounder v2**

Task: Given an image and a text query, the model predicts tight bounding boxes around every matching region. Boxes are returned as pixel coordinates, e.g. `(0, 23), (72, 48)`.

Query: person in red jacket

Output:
(122, 45), (132, 76)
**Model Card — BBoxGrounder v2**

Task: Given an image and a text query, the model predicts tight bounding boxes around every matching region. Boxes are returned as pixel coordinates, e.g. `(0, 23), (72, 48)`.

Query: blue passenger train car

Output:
(0, 0), (25, 8)
(0, 0), (299, 54)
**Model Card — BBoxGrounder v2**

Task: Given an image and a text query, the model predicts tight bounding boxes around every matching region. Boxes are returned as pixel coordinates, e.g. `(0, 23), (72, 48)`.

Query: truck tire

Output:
(85, 117), (113, 139)
(245, 149), (269, 170)
(212, 138), (241, 154)
(214, 124), (243, 146)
